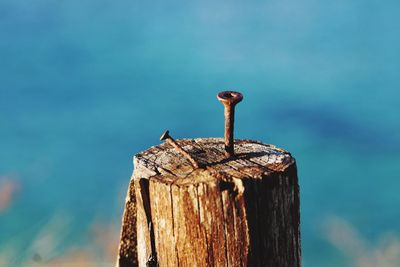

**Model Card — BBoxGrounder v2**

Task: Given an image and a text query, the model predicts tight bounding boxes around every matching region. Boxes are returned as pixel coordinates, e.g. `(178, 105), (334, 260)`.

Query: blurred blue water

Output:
(1, 0), (399, 266)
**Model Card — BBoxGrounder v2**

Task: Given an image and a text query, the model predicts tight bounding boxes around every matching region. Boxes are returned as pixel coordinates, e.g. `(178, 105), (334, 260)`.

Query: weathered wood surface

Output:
(117, 138), (300, 267)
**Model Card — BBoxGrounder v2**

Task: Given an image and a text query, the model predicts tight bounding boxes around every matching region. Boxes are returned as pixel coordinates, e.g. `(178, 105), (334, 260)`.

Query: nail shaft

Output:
(224, 104), (235, 156)
(160, 130), (199, 169)
(217, 91), (243, 158)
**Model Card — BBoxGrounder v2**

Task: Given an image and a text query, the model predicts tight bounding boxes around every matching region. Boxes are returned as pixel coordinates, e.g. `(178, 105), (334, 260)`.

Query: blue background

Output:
(1, 0), (399, 266)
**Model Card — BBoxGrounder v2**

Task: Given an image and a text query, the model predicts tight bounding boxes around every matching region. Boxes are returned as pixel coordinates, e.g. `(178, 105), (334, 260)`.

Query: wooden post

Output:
(117, 138), (301, 267)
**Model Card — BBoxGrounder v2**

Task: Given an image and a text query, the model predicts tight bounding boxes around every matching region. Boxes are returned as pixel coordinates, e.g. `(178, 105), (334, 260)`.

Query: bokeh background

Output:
(1, 0), (399, 266)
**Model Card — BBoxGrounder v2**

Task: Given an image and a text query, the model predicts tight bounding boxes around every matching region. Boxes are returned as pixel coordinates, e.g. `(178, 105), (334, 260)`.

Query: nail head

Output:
(217, 91), (243, 105)
(160, 130), (170, 141)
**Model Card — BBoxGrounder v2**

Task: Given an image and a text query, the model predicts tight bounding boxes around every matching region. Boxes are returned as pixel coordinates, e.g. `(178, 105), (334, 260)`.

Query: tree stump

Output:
(117, 138), (301, 267)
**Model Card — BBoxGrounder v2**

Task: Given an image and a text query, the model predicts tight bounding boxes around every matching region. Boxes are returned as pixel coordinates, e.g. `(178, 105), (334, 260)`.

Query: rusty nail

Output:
(217, 91), (243, 158)
(160, 130), (199, 169)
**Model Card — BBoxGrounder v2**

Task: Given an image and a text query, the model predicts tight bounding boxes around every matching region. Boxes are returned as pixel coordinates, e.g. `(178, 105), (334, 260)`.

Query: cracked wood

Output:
(117, 138), (301, 267)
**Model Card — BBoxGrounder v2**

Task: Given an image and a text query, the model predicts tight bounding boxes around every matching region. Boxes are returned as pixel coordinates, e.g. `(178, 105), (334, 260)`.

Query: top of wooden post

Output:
(133, 138), (295, 182)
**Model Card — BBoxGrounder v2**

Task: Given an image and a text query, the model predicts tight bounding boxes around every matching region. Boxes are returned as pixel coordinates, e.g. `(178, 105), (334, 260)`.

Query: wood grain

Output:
(117, 138), (300, 267)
